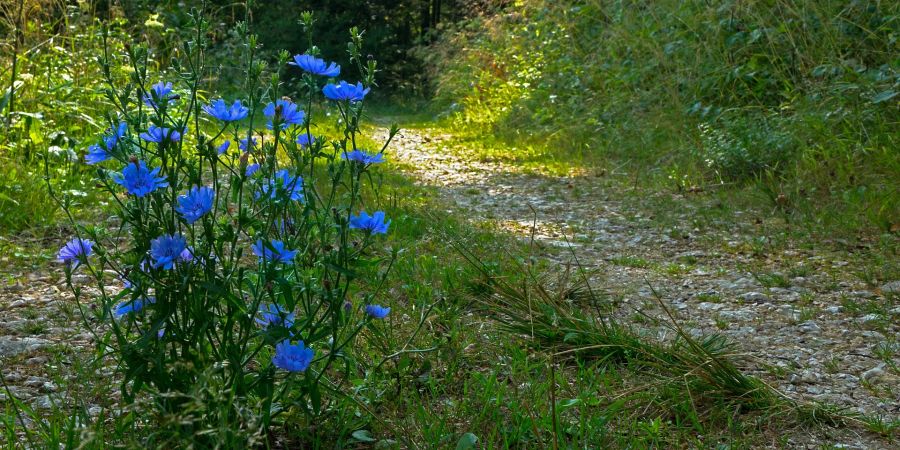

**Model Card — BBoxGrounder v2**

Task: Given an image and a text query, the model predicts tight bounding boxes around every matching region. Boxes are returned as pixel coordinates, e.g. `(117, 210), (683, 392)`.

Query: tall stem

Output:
(5, 0), (25, 140)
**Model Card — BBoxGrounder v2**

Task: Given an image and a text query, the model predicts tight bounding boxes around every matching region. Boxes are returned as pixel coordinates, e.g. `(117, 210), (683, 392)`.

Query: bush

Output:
(423, 0), (899, 231)
(52, 11), (398, 446)
(695, 113), (798, 181)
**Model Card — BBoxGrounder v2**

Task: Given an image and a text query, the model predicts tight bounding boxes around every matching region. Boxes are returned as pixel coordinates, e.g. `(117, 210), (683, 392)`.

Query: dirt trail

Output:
(378, 127), (900, 428)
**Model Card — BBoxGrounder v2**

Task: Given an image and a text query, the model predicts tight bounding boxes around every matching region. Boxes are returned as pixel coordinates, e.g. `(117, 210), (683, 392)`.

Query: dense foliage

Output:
(424, 0), (899, 231)
(111, 0), (505, 93)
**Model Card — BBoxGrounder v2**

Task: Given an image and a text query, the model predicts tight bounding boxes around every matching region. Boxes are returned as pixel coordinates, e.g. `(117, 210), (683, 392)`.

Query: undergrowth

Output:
(421, 0), (899, 235)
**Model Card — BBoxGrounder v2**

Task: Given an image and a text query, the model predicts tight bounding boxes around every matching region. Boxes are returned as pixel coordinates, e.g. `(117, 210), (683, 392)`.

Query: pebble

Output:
(720, 309), (754, 321)
(880, 280), (900, 294)
(861, 365), (886, 382)
(0, 336), (50, 358)
(70, 274), (90, 284)
(723, 277), (759, 292)
(23, 376), (47, 388)
(857, 314), (883, 329)
(698, 302), (723, 311)
(7, 299), (27, 308)
(800, 370), (821, 383)
(739, 291), (769, 303)
(32, 395), (53, 409)
(3, 283), (25, 292)
(798, 320), (821, 333)
(780, 306), (800, 321)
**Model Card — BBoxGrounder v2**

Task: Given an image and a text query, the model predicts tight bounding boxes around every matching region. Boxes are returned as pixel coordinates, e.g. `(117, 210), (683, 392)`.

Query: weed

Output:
(755, 272), (791, 289)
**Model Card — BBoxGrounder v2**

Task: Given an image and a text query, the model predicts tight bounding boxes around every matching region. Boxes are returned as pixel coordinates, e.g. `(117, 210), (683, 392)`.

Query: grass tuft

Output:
(449, 230), (895, 439)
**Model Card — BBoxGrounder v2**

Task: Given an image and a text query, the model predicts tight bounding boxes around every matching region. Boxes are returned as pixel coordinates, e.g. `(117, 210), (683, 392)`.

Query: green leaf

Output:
(310, 381), (322, 414)
(17, 111), (44, 120)
(351, 430), (377, 442)
(871, 90), (897, 104)
(0, 192), (20, 205)
(557, 398), (581, 410)
(456, 432), (478, 450)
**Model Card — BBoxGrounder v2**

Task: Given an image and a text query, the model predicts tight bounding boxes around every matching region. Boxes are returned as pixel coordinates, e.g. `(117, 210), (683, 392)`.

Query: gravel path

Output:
(0, 269), (115, 422)
(378, 127), (899, 447)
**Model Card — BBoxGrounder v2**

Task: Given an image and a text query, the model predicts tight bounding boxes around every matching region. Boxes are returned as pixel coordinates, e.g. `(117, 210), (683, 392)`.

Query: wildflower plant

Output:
(52, 11), (400, 444)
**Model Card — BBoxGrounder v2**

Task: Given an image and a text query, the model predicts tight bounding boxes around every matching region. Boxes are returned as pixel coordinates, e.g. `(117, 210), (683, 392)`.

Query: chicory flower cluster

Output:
(57, 16), (400, 434)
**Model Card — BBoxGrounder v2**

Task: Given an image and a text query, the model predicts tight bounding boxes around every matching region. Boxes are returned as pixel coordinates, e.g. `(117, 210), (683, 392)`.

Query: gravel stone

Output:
(0, 336), (49, 358)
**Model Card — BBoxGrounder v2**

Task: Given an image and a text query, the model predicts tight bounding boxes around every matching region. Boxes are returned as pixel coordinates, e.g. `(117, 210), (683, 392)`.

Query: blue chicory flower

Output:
(251, 239), (297, 265)
(342, 149), (384, 165)
(58, 238), (93, 266)
(256, 169), (304, 202)
(85, 122), (128, 164)
(113, 296), (156, 318)
(349, 211), (391, 235)
(217, 141), (231, 155)
(245, 163), (260, 176)
(104, 122), (127, 149)
(263, 99), (305, 129)
(272, 340), (314, 372)
(175, 186), (214, 224)
(256, 304), (295, 329)
(365, 304), (391, 319)
(179, 246), (194, 263)
(112, 161), (169, 197)
(106, 121), (127, 143)
(296, 132), (316, 148)
(140, 125), (183, 143)
(143, 82), (177, 108)
(239, 137), (257, 152)
(203, 99), (249, 122)
(322, 81), (369, 102)
(150, 234), (187, 270)
(85, 144), (110, 165)
(290, 54), (340, 77)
